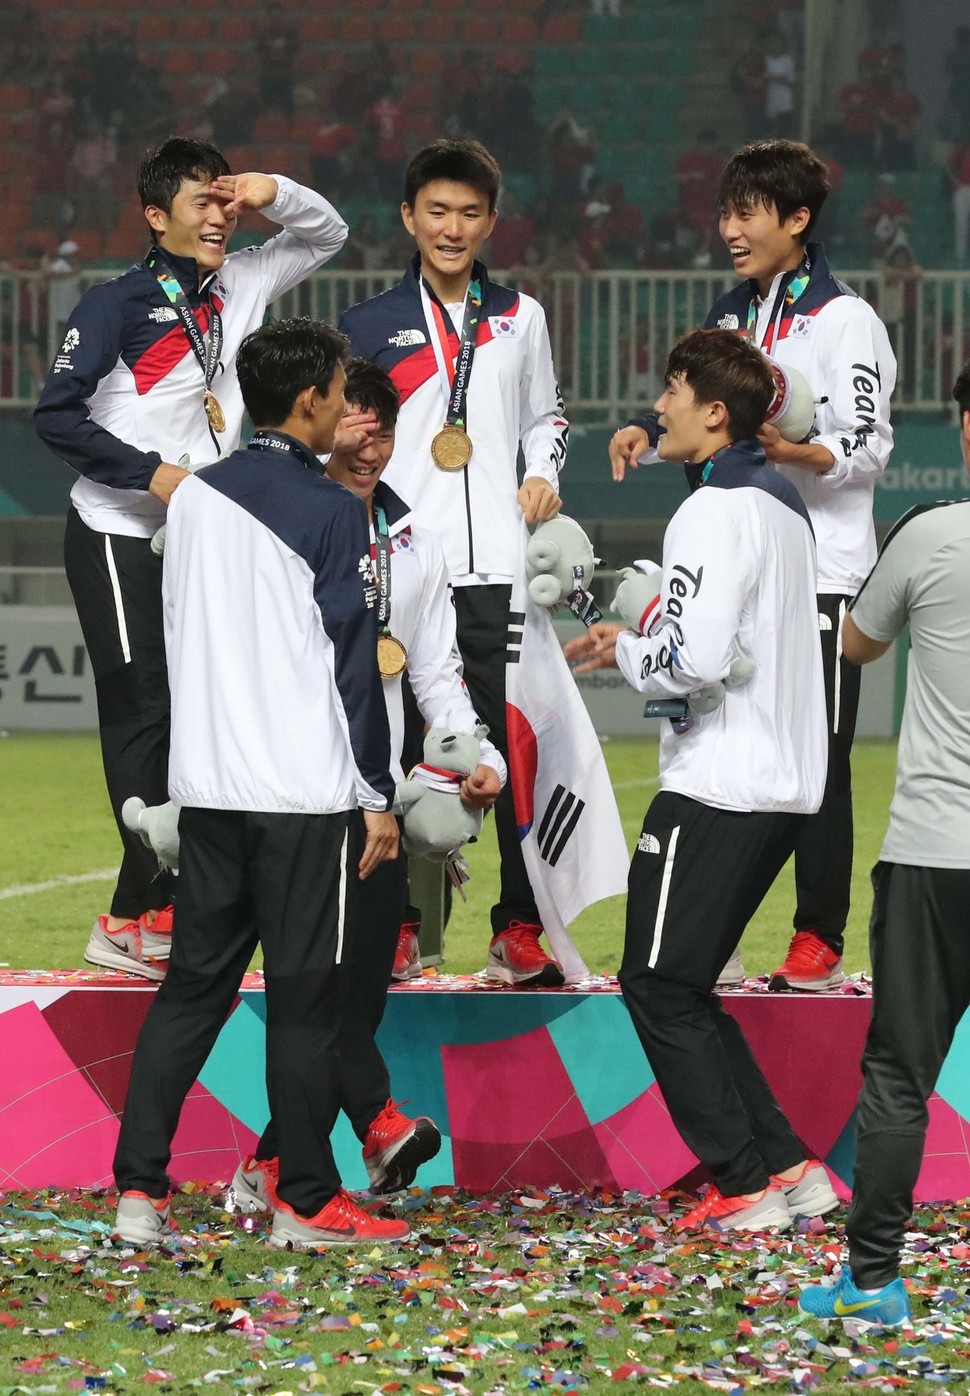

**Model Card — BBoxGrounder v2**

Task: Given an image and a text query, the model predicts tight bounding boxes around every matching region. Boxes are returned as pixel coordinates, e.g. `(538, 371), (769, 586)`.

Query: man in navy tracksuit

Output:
(112, 318), (409, 1252)
(34, 137), (348, 979)
(610, 140), (895, 992)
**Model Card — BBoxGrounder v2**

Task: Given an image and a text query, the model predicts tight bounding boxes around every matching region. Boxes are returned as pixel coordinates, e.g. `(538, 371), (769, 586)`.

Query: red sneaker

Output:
(674, 1184), (790, 1233)
(230, 1154), (279, 1213)
(486, 921), (564, 987)
(769, 930), (845, 991)
(140, 904), (174, 935)
(362, 1098), (441, 1193)
(391, 922), (422, 981)
(270, 1188), (411, 1248)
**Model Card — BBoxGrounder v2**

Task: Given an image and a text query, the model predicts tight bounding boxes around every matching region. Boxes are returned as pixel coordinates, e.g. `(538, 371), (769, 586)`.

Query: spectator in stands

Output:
(69, 118), (119, 241)
(204, 78), (257, 150)
(487, 189), (536, 271)
(944, 27), (970, 144)
(838, 62), (881, 166)
(365, 91), (409, 201)
(948, 141), (970, 263)
(591, 0), (621, 18)
(546, 111), (597, 207)
(675, 131), (723, 265)
(31, 117), (75, 242)
(600, 181), (645, 265)
(876, 73), (920, 171)
(880, 238), (922, 401)
(440, 49), (486, 140)
(731, 44), (768, 143)
(309, 106), (357, 199)
(763, 29), (796, 139)
(47, 240), (82, 345)
(1, 245), (49, 401)
(342, 215), (389, 272)
(257, 2), (298, 119)
(33, 137), (349, 982)
(861, 173), (911, 264)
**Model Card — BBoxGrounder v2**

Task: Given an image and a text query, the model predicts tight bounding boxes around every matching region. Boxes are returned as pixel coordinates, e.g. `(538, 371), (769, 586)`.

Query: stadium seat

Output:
(219, 16), (254, 42)
(180, 14), (212, 41)
(380, 15), (414, 42)
(534, 49), (574, 77)
(543, 14), (582, 42)
(502, 15), (539, 43)
(134, 15), (168, 43)
(336, 15), (376, 41)
(418, 14), (457, 42)
(462, 14), (493, 43)
(298, 13), (334, 41)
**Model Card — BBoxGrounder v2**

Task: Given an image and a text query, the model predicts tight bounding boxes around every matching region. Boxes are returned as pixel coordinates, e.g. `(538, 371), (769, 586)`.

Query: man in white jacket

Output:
(610, 140), (896, 993)
(569, 329), (836, 1232)
(34, 137), (349, 979)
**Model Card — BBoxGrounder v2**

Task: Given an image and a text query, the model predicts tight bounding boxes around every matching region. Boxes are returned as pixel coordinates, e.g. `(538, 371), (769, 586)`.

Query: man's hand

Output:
(564, 621), (623, 673)
(149, 462), (191, 505)
(331, 409), (380, 458)
(518, 478), (562, 524)
(209, 173), (279, 216)
(758, 421), (835, 474)
(609, 426), (649, 481)
(359, 809), (399, 880)
(460, 764), (502, 811)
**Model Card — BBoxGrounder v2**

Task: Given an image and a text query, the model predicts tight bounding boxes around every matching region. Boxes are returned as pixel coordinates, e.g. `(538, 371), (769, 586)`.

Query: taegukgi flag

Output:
(505, 571), (629, 981)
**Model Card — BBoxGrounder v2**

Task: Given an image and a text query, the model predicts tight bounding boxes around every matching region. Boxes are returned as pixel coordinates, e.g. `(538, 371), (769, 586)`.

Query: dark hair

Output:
(403, 138), (501, 212)
(236, 318), (348, 426)
(952, 362), (970, 416)
(137, 137), (231, 213)
(665, 328), (775, 440)
(718, 139), (831, 240)
(344, 357), (400, 429)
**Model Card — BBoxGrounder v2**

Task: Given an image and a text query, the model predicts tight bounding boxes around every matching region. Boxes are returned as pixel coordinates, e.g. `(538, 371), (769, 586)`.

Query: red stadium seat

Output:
(136, 14), (168, 43)
(336, 15), (376, 41)
(253, 112), (291, 142)
(462, 14), (493, 43)
(298, 13), (334, 41)
(418, 14), (457, 42)
(503, 14), (539, 42)
(543, 13), (582, 40)
(381, 15), (415, 42)
(202, 48), (238, 75)
(180, 15), (213, 41)
(0, 85), (30, 112)
(219, 16), (254, 42)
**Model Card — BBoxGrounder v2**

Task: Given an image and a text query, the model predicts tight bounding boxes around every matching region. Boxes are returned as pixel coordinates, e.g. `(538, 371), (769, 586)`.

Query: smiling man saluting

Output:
(34, 137), (348, 982)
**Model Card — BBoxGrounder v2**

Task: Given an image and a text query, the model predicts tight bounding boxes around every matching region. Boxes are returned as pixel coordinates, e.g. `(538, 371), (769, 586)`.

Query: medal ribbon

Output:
(145, 246), (224, 445)
(248, 432), (322, 472)
(372, 504), (393, 634)
(746, 257), (811, 353)
(420, 276), (482, 429)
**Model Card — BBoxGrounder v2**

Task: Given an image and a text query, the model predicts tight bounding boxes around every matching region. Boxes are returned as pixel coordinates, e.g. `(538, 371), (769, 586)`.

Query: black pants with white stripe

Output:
(452, 584), (541, 935)
(254, 810), (408, 1160)
(63, 509), (175, 920)
(848, 862), (970, 1286)
(619, 790), (809, 1197)
(792, 592), (861, 955)
(114, 807), (353, 1218)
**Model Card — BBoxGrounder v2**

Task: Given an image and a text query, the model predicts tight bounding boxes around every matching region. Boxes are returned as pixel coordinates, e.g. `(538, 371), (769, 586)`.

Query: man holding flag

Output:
(340, 137), (627, 985)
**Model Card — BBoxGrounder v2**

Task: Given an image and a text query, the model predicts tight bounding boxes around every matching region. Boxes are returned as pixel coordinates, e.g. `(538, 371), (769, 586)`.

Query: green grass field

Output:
(1, 731), (897, 976)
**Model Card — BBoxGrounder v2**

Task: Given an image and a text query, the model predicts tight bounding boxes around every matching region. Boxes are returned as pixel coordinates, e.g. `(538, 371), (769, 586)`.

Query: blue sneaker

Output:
(799, 1265), (911, 1327)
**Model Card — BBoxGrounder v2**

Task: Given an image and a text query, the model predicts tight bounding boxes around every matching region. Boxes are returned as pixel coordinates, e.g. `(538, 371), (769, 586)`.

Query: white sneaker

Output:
(85, 915), (171, 982)
(774, 1159), (840, 1218)
(716, 947), (746, 987)
(114, 1190), (173, 1246)
(229, 1155), (278, 1213)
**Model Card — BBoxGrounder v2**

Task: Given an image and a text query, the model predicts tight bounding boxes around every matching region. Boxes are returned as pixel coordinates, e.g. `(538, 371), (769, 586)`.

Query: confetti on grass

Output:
(3, 1184), (970, 1391)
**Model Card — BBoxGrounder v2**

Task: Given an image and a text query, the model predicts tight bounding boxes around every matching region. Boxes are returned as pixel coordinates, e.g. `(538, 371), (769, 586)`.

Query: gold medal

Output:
(431, 423), (473, 471)
(203, 389), (226, 433)
(377, 633), (407, 678)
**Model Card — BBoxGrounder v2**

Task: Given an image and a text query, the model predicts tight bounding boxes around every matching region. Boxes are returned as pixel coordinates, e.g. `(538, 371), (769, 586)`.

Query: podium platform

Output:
(3, 970), (970, 1201)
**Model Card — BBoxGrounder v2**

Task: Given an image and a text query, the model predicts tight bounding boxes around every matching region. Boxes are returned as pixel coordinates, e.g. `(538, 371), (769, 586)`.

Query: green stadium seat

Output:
(534, 48), (574, 77)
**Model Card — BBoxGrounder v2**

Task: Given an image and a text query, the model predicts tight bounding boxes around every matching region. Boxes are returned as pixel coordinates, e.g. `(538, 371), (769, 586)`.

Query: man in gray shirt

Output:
(799, 366), (970, 1328)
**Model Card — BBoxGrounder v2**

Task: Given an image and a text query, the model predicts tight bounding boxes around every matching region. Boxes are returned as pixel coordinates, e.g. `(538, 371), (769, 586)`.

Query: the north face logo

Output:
(637, 833), (661, 854)
(388, 328), (427, 348)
